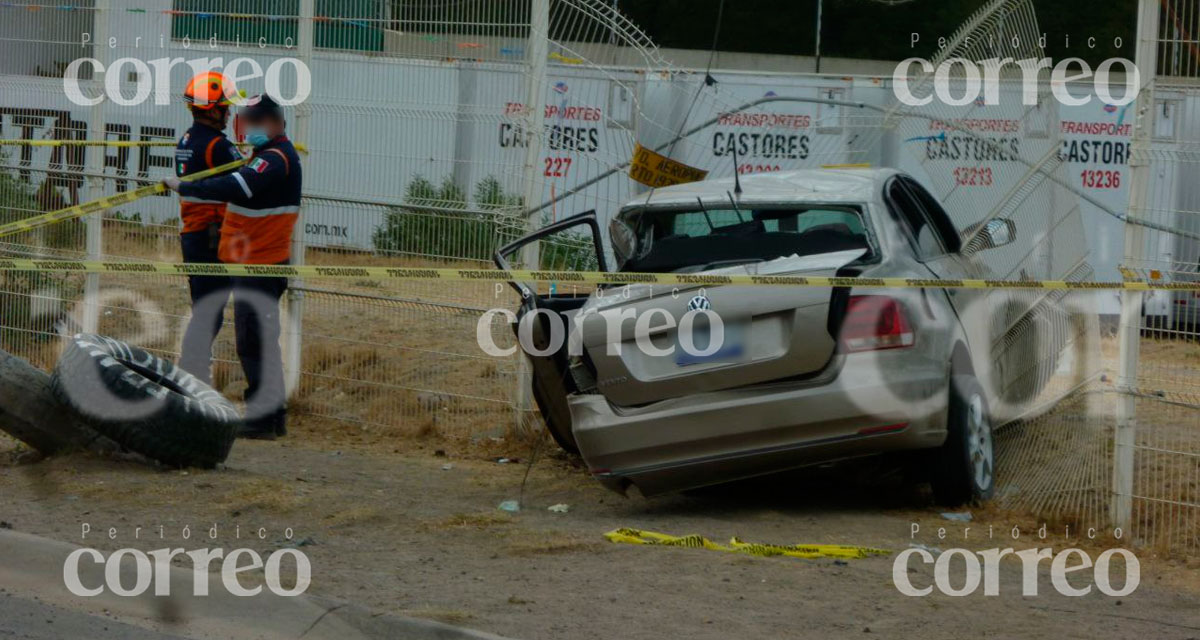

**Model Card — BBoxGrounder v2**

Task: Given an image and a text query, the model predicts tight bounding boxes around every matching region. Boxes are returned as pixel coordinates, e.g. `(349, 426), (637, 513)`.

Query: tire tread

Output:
(49, 334), (241, 469)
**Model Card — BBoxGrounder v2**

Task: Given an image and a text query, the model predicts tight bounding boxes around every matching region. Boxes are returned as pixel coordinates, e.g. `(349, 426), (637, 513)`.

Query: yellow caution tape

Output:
(821, 163), (872, 169)
(548, 52), (585, 64)
(0, 158), (247, 239)
(0, 139), (309, 153)
(0, 139), (171, 148)
(603, 528), (891, 560)
(0, 260), (1194, 291)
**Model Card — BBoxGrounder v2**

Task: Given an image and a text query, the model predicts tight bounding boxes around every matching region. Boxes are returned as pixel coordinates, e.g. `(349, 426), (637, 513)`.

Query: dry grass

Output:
(4, 221), (527, 460)
(101, 221), (181, 263)
(503, 531), (607, 557)
(323, 505), (386, 528)
(993, 373), (1200, 557)
(16, 454), (312, 515)
(204, 477), (310, 515)
(6, 221), (1199, 554)
(420, 512), (513, 532)
(292, 291), (519, 449)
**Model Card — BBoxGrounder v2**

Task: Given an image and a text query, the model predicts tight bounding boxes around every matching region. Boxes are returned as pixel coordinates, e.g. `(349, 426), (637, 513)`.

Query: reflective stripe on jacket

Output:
(177, 135), (302, 265)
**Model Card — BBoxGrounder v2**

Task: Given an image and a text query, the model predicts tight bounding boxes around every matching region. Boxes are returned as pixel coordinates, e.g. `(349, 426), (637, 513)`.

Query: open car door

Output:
(493, 211), (607, 453)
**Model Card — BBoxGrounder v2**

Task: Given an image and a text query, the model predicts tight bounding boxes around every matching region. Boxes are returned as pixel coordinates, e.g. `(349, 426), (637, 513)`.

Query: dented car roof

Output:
(620, 167), (898, 210)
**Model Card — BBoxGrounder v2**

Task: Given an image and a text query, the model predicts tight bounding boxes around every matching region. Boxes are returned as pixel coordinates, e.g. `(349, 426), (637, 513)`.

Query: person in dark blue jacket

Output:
(163, 94), (302, 440)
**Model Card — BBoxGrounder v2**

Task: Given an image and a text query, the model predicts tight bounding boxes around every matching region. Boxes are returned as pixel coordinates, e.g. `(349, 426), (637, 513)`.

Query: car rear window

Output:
(619, 205), (873, 273)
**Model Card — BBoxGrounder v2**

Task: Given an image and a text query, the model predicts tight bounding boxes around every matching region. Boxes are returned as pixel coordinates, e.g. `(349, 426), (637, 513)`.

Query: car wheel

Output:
(931, 375), (995, 505)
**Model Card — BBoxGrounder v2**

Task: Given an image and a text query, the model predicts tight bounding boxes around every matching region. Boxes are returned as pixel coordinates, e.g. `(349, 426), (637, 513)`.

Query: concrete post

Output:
(520, 0), (549, 267)
(1114, 0), (1160, 532)
(284, 0), (315, 398)
(81, 0), (110, 334)
(513, 0), (549, 434)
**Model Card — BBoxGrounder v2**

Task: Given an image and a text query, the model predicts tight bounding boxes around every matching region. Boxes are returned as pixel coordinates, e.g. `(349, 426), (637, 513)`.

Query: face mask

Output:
(245, 127), (270, 148)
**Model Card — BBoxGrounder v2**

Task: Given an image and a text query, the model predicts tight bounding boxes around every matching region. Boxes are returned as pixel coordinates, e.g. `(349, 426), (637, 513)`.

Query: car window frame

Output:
(883, 177), (945, 262)
(897, 176), (963, 255)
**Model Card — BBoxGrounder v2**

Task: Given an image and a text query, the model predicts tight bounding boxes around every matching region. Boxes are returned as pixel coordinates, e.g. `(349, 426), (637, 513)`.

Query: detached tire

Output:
(50, 334), (241, 468)
(931, 375), (995, 506)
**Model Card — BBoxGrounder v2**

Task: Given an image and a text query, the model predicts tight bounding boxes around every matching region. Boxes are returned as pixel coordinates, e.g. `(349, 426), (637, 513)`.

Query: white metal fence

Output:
(1113, 0), (1200, 554)
(0, 0), (896, 445)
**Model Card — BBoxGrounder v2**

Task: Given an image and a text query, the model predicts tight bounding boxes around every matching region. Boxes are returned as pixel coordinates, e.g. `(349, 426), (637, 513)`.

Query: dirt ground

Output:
(2, 242), (1199, 637)
(3, 424), (1200, 640)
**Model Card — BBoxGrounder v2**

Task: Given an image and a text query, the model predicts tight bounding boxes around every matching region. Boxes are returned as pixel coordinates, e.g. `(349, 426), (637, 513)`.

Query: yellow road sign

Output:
(629, 143), (708, 188)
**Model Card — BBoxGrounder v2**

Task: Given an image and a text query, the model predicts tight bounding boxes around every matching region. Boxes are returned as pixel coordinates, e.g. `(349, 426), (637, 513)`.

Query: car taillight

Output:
(839, 295), (915, 352)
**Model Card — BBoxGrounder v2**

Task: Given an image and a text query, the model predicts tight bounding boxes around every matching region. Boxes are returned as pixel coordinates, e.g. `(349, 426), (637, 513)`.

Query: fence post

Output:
(81, 0), (111, 334)
(284, 0), (315, 398)
(1114, 0), (1160, 533)
(514, 0), (550, 434)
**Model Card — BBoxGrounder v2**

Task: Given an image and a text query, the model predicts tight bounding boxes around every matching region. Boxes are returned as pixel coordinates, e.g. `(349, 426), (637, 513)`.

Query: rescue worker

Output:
(176, 71), (241, 384)
(163, 94), (302, 440)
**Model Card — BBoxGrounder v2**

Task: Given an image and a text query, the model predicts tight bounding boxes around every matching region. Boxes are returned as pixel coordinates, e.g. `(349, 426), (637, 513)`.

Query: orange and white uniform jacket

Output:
(177, 136), (302, 265)
(173, 124), (242, 233)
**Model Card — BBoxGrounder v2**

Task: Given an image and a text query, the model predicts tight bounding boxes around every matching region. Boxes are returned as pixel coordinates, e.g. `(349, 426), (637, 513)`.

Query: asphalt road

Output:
(0, 591), (186, 640)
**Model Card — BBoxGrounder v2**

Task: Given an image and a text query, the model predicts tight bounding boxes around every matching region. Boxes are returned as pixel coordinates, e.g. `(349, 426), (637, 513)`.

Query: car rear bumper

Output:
(569, 351), (950, 495)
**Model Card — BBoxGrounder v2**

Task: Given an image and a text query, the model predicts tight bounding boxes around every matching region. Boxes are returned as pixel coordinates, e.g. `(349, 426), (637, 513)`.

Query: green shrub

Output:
(0, 161), (39, 227)
(0, 157), (82, 250)
(0, 164), (80, 347)
(373, 175), (522, 262)
(536, 227), (601, 272)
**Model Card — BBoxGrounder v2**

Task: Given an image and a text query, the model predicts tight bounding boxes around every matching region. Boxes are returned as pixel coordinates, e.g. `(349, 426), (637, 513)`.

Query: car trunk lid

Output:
(578, 249), (865, 406)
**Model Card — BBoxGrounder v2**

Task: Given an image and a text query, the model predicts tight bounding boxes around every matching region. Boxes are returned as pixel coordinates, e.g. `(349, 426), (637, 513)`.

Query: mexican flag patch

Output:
(249, 157), (269, 173)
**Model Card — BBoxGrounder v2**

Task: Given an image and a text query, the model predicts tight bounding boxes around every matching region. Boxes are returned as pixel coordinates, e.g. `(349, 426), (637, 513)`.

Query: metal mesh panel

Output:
(1127, 79), (1200, 554)
(994, 387), (1114, 530)
(0, 0), (553, 444)
(293, 285), (516, 439)
(1157, 0), (1200, 79)
(0, 2), (96, 78)
(1101, 0), (1200, 555)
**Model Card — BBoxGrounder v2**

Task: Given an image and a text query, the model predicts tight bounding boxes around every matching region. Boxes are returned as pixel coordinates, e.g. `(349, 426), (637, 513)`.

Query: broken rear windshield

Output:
(615, 205), (874, 273)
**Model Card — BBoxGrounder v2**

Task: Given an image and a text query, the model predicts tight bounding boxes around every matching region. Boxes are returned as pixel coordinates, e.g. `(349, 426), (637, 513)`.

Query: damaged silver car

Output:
(496, 168), (1034, 504)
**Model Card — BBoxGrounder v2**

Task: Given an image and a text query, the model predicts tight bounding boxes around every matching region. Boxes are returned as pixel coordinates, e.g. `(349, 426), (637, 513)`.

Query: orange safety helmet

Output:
(183, 71), (234, 110)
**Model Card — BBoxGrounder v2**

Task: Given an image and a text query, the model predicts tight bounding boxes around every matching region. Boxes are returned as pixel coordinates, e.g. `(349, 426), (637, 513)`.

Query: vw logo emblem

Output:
(687, 295), (711, 311)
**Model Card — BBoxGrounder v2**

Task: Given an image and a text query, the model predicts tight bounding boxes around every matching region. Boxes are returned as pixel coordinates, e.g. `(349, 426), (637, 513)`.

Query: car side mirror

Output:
(609, 218), (637, 269)
(982, 218), (1016, 249)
